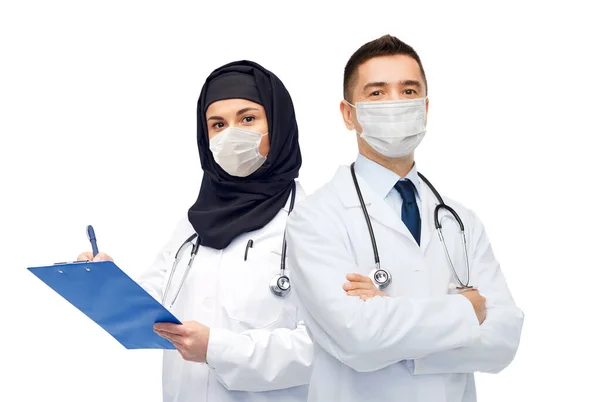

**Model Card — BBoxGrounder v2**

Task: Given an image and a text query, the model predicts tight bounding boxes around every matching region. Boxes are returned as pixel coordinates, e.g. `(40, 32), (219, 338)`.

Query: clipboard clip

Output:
(53, 260), (92, 273)
(53, 260), (90, 265)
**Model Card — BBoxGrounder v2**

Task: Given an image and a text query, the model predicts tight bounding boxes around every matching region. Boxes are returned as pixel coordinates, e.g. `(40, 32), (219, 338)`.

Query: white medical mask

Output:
(347, 98), (427, 158)
(209, 127), (267, 177)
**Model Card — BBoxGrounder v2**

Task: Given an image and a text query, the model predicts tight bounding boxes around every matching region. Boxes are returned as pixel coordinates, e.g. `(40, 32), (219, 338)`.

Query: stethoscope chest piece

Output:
(370, 267), (392, 290)
(270, 274), (291, 297)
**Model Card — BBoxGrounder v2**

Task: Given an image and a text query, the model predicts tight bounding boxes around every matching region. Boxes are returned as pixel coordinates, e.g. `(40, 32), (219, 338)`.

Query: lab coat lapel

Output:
(419, 179), (436, 252)
(334, 166), (416, 243)
(366, 197), (416, 241)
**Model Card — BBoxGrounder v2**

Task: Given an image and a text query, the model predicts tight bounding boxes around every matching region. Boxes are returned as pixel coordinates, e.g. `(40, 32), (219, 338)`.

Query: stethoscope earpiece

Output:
(270, 274), (291, 297)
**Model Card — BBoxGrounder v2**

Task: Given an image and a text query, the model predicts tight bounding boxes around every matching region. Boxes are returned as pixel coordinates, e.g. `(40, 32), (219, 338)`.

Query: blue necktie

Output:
(394, 180), (421, 245)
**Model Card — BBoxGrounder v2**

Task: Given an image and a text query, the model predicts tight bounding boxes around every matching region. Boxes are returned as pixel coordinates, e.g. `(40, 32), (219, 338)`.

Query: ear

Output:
(424, 97), (430, 126)
(339, 100), (356, 131)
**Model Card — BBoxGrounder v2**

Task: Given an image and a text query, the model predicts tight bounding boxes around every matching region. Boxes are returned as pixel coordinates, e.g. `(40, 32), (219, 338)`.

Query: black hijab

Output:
(188, 60), (302, 250)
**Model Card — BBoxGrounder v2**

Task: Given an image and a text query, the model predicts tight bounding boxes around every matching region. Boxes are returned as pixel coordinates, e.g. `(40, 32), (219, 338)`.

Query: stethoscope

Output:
(350, 163), (472, 291)
(161, 184), (296, 307)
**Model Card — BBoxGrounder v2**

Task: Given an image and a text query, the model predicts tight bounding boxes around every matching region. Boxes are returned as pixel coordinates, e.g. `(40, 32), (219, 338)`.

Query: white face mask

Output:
(348, 98), (427, 158)
(209, 127), (267, 177)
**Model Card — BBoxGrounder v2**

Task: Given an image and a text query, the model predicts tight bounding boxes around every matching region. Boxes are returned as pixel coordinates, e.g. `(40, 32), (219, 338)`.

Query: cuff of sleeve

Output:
(451, 293), (482, 344)
(411, 295), (480, 376)
(206, 327), (238, 370)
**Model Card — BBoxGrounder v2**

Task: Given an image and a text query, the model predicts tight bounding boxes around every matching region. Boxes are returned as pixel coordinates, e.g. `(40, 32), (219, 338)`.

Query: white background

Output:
(1, 0), (598, 400)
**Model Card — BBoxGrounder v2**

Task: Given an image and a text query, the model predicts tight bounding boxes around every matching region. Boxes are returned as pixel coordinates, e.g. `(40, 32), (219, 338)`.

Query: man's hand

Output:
(343, 273), (388, 301)
(460, 289), (487, 324)
(154, 321), (211, 362)
(77, 251), (113, 262)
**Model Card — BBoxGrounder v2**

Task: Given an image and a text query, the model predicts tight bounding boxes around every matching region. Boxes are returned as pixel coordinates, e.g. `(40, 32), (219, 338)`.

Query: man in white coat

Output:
(285, 35), (524, 402)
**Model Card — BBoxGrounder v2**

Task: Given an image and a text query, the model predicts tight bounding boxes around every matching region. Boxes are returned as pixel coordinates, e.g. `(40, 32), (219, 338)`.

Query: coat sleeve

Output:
(206, 320), (313, 392)
(411, 210), (524, 375)
(285, 197), (482, 373)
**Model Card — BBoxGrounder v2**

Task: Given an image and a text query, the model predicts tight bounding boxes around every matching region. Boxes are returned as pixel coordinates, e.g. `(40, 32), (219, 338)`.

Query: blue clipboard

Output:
(27, 260), (181, 350)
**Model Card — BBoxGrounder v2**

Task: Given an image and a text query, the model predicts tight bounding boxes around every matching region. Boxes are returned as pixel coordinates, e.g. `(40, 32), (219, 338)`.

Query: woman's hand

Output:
(154, 321), (211, 363)
(77, 251), (113, 262)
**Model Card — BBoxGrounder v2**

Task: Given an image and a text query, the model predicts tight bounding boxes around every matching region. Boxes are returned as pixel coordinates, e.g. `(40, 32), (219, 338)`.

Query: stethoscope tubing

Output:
(351, 163), (471, 289)
(163, 183), (297, 307)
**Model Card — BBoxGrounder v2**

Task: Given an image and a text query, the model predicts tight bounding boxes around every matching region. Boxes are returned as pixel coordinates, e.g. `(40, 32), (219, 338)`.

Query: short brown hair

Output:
(343, 34), (428, 101)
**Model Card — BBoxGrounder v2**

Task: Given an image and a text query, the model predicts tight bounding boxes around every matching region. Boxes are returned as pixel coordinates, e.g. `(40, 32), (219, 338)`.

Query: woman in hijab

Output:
(78, 60), (313, 402)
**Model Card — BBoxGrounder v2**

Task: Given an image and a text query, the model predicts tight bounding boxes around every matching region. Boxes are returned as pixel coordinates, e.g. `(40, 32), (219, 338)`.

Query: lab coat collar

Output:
(283, 181), (306, 213)
(334, 163), (436, 251)
(333, 165), (412, 242)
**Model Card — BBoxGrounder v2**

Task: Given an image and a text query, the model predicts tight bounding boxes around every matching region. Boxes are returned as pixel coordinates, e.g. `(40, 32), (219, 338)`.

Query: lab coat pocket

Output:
(219, 248), (293, 329)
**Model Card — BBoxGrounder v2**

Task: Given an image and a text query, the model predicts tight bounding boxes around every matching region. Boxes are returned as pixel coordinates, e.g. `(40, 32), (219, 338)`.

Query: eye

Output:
(370, 90), (382, 97)
(212, 122), (225, 129)
(242, 115), (255, 124)
(404, 89), (418, 95)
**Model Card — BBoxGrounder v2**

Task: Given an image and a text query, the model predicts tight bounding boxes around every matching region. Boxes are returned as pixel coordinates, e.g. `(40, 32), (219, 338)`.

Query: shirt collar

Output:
(354, 154), (421, 200)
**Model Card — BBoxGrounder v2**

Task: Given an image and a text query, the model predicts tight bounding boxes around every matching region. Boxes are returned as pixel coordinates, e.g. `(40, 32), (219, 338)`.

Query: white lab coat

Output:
(138, 182), (313, 402)
(286, 166), (524, 402)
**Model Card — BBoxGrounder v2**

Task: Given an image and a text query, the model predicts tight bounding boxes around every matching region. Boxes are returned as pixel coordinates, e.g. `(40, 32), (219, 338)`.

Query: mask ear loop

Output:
(257, 131), (269, 158)
(343, 99), (356, 108)
(343, 99), (364, 137)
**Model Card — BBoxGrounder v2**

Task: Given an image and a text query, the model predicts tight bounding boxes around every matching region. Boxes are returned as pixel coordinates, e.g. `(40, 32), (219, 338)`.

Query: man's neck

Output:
(358, 143), (415, 178)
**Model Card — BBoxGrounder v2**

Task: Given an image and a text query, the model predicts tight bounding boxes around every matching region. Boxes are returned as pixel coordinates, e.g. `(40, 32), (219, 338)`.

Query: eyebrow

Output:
(362, 80), (423, 92)
(363, 82), (388, 91)
(400, 80), (423, 89)
(236, 107), (259, 116)
(207, 107), (260, 122)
